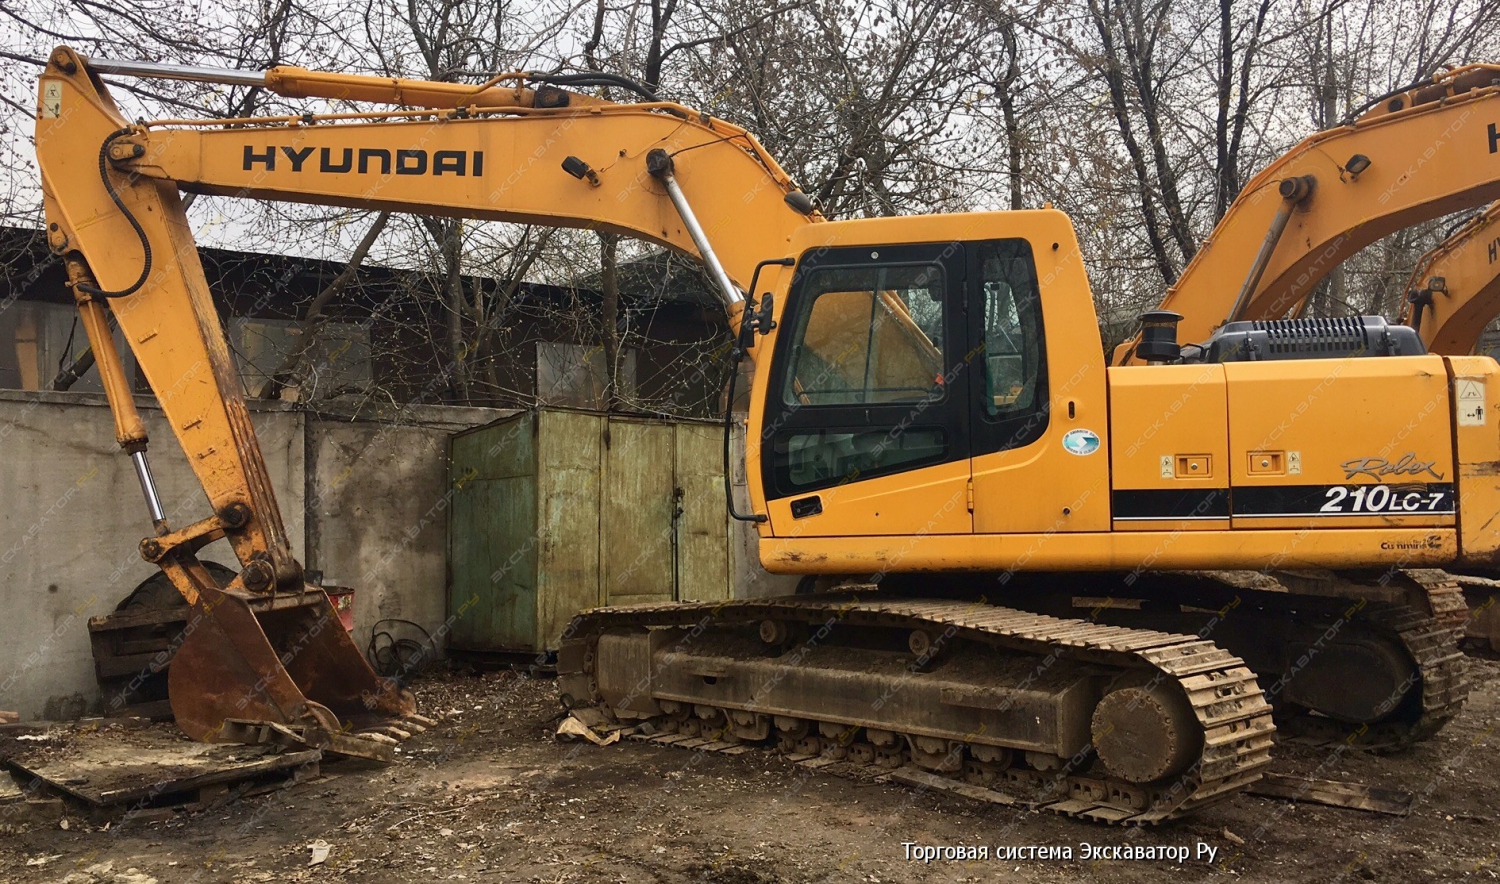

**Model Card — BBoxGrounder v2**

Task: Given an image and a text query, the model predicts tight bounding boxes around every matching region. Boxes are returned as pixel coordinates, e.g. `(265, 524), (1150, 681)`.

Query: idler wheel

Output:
(1091, 680), (1201, 784)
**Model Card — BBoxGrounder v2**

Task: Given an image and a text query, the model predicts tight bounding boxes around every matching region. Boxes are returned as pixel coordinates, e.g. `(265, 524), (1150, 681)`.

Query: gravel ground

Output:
(1, 658), (1498, 884)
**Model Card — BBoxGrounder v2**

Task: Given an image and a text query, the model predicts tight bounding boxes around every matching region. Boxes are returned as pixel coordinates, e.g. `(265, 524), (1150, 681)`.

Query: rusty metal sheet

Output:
(1246, 773), (1414, 815)
(5, 727), (319, 809)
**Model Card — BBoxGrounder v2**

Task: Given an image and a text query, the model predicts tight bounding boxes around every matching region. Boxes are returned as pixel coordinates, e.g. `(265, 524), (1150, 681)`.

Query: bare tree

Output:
(9, 0), (1500, 407)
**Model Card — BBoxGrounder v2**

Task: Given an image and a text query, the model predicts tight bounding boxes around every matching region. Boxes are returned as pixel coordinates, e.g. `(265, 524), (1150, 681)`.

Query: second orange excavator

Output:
(1115, 65), (1500, 365)
(1400, 201), (1500, 357)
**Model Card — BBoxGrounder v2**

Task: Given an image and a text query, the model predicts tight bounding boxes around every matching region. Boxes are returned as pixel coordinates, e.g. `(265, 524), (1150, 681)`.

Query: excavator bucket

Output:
(168, 580), (422, 761)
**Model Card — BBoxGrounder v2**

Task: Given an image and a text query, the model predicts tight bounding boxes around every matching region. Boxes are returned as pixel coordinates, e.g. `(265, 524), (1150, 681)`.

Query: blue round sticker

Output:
(1062, 428), (1101, 456)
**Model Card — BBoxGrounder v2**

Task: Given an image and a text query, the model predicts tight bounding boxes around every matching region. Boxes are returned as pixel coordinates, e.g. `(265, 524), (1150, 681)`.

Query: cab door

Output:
(967, 230), (1112, 535)
(760, 242), (973, 536)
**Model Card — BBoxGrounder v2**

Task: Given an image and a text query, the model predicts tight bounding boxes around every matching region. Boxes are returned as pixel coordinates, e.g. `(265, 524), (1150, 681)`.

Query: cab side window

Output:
(980, 242), (1042, 414)
(972, 239), (1047, 453)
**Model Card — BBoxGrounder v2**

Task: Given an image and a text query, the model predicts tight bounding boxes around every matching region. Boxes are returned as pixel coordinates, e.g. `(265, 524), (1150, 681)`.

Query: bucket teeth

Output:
(355, 731), (400, 746)
(216, 717), (401, 762)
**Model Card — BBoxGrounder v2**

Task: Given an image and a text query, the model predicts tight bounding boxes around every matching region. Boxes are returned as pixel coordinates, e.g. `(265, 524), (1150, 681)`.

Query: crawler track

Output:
(1019, 572), (1470, 751)
(559, 596), (1275, 824)
(1276, 582), (1469, 749)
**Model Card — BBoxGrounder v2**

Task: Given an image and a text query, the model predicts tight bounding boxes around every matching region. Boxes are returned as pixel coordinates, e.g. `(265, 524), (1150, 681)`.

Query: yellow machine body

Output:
(29, 47), (1500, 761)
(740, 211), (1500, 573)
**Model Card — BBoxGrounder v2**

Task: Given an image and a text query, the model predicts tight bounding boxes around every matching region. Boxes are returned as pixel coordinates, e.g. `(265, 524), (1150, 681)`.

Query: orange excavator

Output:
(36, 48), (1500, 821)
(1399, 201), (1500, 357)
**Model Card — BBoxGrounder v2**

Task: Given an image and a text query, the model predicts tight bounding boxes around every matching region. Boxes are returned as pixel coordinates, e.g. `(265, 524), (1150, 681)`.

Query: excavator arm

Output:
(34, 46), (816, 754)
(1115, 64), (1500, 363)
(1398, 201), (1500, 355)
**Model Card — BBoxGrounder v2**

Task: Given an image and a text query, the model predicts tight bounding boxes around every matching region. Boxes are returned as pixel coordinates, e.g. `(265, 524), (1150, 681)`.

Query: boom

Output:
(39, 46), (816, 583)
(1400, 201), (1500, 354)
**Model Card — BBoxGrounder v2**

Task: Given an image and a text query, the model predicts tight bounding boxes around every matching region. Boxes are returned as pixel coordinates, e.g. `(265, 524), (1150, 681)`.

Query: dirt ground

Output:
(2, 658), (1498, 884)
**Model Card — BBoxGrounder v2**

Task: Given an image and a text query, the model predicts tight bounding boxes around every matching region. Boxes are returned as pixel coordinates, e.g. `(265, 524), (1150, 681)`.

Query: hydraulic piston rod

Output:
(130, 449), (167, 528)
(1227, 175), (1316, 322)
(646, 149), (743, 306)
(86, 57), (266, 87)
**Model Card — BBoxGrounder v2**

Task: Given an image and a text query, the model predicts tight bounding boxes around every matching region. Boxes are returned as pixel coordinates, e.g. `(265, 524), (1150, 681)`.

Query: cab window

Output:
(781, 263), (946, 407)
(979, 240), (1044, 417)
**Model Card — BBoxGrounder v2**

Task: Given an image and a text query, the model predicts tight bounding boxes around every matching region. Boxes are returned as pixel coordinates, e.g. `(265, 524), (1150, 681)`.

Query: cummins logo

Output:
(243, 146), (484, 176)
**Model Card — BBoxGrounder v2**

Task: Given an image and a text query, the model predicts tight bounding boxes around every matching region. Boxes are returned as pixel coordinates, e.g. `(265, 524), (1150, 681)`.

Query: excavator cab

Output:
(743, 211), (1111, 544)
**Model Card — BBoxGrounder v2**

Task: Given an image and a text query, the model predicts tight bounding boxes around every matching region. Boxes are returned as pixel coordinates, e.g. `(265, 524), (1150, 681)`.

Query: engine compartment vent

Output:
(1188, 316), (1425, 363)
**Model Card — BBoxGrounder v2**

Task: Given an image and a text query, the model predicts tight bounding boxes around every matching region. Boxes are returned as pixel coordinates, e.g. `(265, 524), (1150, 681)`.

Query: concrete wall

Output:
(0, 392), (792, 721)
(304, 405), (505, 654)
(0, 390), (504, 721)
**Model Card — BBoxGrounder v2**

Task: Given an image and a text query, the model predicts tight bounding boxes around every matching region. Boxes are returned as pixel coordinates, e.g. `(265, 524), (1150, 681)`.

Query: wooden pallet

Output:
(4, 727), (321, 822)
(87, 605), (187, 716)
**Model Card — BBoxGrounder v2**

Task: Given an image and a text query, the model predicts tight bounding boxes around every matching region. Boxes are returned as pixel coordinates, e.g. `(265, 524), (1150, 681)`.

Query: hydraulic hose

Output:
(75, 128), (152, 299)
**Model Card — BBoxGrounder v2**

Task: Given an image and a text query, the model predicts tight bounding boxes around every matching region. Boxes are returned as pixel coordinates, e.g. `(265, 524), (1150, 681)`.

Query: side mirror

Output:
(748, 293), (776, 336)
(735, 293), (774, 359)
(736, 258), (794, 355)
